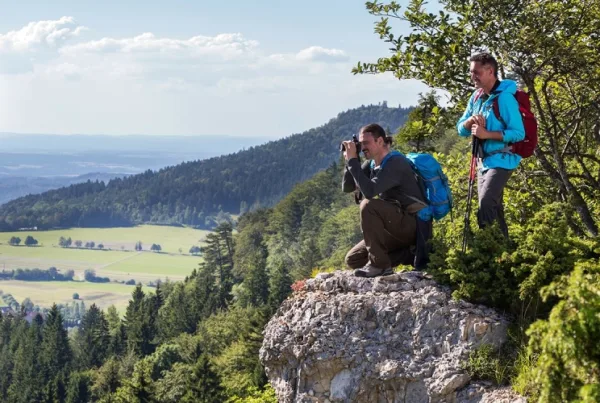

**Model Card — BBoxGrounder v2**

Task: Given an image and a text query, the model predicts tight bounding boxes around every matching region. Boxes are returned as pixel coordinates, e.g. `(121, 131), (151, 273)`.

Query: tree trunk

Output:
(527, 79), (599, 236)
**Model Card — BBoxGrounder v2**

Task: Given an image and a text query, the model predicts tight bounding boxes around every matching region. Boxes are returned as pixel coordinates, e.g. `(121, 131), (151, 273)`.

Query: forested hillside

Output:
(0, 103), (410, 231)
(0, 173), (128, 206)
(0, 1), (599, 402)
(1, 99), (598, 401)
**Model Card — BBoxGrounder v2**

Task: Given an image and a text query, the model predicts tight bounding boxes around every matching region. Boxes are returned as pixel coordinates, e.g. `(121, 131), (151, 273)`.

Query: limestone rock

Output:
(260, 270), (525, 402)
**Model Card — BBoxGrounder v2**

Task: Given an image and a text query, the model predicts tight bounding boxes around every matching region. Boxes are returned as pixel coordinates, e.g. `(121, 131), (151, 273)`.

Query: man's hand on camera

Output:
(343, 141), (358, 161)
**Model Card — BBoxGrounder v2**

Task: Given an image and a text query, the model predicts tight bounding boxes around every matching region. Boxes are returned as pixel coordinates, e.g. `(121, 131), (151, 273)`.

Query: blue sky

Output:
(0, 0), (429, 137)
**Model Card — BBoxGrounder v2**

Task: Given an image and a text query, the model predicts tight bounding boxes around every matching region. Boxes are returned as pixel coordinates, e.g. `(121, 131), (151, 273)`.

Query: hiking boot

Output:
(354, 264), (393, 278)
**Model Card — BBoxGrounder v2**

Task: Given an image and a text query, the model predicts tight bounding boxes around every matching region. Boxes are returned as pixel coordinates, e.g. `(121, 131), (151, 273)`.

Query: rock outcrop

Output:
(260, 271), (526, 403)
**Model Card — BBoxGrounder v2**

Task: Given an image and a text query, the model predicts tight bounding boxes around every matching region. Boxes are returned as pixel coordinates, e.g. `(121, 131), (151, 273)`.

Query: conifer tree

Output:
(104, 305), (126, 358)
(8, 315), (44, 402)
(40, 305), (71, 400)
(157, 282), (195, 340)
(78, 303), (110, 369)
(65, 371), (92, 403)
(115, 359), (156, 403)
(0, 313), (15, 400)
(181, 354), (224, 403)
(124, 285), (155, 356)
(234, 212), (270, 307)
(91, 357), (121, 399)
(267, 244), (292, 311)
(192, 263), (220, 322)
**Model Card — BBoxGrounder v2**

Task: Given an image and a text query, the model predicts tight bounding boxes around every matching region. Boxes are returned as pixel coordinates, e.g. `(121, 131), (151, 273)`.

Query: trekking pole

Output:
(462, 137), (479, 253)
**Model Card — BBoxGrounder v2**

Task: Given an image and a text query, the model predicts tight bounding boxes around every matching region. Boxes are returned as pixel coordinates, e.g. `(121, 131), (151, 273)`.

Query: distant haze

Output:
(0, 133), (270, 155)
(0, 133), (269, 204)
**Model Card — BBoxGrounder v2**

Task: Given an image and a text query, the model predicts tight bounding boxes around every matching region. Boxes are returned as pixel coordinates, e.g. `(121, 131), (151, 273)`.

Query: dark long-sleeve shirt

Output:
(342, 155), (426, 210)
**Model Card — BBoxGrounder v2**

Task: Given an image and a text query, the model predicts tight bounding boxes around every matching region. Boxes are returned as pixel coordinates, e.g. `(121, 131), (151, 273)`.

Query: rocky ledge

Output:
(260, 270), (526, 403)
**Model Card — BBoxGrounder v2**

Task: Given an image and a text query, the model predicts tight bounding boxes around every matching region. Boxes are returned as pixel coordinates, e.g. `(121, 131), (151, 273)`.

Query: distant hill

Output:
(0, 173), (129, 206)
(0, 103), (411, 230)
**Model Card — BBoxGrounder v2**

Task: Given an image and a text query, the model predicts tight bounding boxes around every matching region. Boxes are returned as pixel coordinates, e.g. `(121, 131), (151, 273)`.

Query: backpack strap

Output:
(484, 94), (514, 157)
(473, 88), (485, 103)
(492, 97), (503, 125)
(374, 151), (429, 211)
(372, 150), (403, 170)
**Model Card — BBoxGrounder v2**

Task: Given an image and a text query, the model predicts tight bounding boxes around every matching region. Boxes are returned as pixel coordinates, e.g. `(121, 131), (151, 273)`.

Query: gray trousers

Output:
(477, 168), (513, 238)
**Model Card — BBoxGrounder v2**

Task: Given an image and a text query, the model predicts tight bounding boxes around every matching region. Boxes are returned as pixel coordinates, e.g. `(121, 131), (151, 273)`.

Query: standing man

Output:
(457, 53), (525, 238)
(342, 124), (429, 277)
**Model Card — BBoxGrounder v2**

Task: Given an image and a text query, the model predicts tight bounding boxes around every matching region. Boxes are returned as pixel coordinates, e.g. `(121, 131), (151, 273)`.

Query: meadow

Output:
(0, 225), (209, 253)
(0, 225), (210, 311)
(0, 280), (152, 313)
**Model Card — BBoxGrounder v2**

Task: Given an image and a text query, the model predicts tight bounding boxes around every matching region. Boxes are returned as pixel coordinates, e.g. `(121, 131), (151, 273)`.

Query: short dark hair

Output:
(470, 53), (498, 78)
(360, 123), (393, 146)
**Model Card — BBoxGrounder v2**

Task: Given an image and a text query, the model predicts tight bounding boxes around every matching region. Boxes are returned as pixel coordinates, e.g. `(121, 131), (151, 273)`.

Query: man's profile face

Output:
(359, 131), (383, 160)
(469, 61), (495, 88)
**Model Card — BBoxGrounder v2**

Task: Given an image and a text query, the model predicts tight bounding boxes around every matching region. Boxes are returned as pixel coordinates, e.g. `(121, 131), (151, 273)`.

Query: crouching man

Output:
(342, 123), (429, 278)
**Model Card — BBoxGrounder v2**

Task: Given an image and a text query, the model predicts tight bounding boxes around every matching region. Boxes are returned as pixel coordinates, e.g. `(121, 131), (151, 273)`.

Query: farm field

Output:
(0, 245), (202, 282)
(0, 225), (209, 311)
(0, 280), (152, 313)
(0, 225), (210, 253)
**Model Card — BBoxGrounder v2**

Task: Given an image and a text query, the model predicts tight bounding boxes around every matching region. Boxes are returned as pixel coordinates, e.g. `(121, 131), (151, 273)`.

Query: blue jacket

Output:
(457, 79), (525, 171)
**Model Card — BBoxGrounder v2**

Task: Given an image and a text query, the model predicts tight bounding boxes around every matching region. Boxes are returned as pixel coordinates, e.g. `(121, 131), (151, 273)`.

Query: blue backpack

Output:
(379, 151), (453, 221)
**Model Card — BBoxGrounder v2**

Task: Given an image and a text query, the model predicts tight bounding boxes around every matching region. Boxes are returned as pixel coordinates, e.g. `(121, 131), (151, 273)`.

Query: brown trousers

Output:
(345, 199), (417, 269)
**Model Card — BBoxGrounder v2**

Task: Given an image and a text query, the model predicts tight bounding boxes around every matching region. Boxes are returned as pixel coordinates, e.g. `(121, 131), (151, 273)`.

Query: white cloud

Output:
(53, 33), (355, 94)
(295, 46), (348, 62)
(0, 18), (424, 136)
(0, 17), (86, 74)
(60, 32), (259, 62)
(0, 16), (85, 53)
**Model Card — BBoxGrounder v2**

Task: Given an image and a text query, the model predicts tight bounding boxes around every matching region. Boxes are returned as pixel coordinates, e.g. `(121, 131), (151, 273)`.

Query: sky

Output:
(0, 0), (431, 137)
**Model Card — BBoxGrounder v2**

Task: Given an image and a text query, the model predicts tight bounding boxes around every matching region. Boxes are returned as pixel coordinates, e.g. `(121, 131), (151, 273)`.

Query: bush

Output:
(73, 293), (80, 300)
(228, 385), (277, 403)
(84, 269), (110, 283)
(59, 236), (72, 247)
(515, 259), (600, 402)
(462, 344), (514, 386)
(428, 203), (599, 319)
(24, 235), (38, 246)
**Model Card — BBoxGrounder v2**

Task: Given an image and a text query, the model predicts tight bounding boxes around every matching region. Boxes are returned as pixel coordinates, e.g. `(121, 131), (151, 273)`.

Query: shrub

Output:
(428, 203), (599, 319)
(24, 235), (38, 246)
(515, 259), (600, 402)
(462, 344), (514, 386)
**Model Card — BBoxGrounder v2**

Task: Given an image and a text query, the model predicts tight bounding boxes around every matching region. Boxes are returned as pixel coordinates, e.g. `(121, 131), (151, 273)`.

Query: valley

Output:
(0, 225), (209, 311)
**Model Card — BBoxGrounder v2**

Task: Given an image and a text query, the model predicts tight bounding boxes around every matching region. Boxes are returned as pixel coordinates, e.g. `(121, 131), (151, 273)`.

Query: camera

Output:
(340, 134), (361, 154)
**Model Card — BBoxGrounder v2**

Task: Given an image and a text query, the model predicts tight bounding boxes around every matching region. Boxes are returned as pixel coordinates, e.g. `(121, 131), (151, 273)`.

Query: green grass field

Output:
(0, 245), (202, 281)
(0, 280), (152, 312)
(0, 225), (209, 253)
(0, 225), (210, 311)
